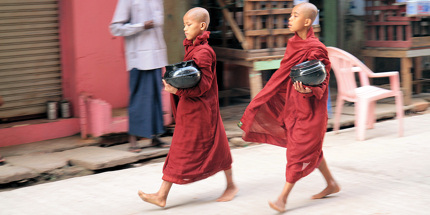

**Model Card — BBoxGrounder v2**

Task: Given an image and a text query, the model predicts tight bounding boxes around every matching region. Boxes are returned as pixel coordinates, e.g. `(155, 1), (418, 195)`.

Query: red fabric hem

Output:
(162, 165), (232, 185)
(285, 152), (324, 183)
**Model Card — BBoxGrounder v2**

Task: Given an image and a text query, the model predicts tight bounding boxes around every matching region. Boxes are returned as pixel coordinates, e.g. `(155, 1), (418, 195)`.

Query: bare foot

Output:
(216, 185), (239, 202)
(268, 199), (286, 213)
(311, 181), (340, 199)
(138, 190), (166, 207)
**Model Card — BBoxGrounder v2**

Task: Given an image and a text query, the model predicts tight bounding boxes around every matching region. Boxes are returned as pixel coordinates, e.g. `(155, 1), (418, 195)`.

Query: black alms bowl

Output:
(290, 60), (327, 86)
(164, 60), (201, 89)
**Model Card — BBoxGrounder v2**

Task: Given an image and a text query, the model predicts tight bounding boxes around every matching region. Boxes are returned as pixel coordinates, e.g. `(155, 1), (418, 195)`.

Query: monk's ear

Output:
(200, 22), (207, 31)
(304, 18), (312, 27)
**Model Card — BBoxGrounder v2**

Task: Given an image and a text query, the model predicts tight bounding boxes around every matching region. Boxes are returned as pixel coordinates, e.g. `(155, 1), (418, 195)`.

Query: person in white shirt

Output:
(110, 0), (169, 152)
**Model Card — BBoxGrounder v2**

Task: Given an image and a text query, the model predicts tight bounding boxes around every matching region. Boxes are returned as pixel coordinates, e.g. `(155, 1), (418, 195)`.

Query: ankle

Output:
(328, 180), (338, 187)
(226, 182), (237, 189)
(157, 192), (168, 200)
(277, 197), (287, 204)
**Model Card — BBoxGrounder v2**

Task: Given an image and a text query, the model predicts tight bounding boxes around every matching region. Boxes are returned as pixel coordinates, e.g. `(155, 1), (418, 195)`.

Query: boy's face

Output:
(288, 5), (311, 33)
(183, 13), (205, 41)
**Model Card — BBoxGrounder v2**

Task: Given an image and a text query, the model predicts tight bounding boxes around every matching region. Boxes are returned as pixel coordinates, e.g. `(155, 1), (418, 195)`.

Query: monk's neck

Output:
(192, 33), (205, 44)
(296, 28), (310, 40)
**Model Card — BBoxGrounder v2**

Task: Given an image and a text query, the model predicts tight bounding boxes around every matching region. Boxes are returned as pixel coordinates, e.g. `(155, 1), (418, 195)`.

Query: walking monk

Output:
(238, 2), (340, 212)
(138, 7), (238, 208)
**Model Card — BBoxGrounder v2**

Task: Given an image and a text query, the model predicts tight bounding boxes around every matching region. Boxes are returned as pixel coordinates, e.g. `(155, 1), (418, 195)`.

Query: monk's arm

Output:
(176, 49), (214, 97)
(109, 0), (145, 36)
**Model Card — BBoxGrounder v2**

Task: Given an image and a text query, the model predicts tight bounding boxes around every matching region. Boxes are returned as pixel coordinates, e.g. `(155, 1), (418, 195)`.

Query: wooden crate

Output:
(243, 0), (320, 50)
(203, 0), (320, 51)
(244, 0), (294, 49)
(364, 0), (430, 48)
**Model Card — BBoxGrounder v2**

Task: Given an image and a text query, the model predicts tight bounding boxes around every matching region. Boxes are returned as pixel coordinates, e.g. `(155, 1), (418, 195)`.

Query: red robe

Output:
(239, 28), (331, 183)
(162, 31), (232, 184)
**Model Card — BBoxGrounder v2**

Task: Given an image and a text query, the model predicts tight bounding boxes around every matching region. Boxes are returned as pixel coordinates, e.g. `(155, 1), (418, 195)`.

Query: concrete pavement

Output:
(0, 112), (429, 215)
(1, 94), (429, 186)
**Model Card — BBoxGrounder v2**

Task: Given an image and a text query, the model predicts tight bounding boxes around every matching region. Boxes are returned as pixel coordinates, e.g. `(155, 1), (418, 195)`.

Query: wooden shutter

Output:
(0, 0), (62, 120)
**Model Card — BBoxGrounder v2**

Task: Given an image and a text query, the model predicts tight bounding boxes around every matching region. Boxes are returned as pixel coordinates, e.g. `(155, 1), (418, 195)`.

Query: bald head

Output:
(185, 7), (210, 30)
(296, 2), (318, 23)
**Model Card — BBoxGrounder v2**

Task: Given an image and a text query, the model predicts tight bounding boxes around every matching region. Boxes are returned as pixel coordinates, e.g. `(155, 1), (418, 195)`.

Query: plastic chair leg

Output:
(367, 101), (376, 129)
(356, 99), (369, 141)
(395, 94), (404, 137)
(334, 97), (344, 133)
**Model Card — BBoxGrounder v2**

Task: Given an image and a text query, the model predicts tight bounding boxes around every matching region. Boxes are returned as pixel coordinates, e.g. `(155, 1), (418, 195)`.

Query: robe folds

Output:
(162, 31), (232, 184)
(239, 28), (331, 183)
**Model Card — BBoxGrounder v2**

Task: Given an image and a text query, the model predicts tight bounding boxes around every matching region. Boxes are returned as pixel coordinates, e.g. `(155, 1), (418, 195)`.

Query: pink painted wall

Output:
(0, 119), (80, 146)
(0, 0), (179, 147)
(0, 0), (126, 147)
(60, 0), (128, 117)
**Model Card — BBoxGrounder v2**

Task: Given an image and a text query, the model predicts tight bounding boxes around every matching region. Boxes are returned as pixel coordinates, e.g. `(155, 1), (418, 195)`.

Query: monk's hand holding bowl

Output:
(163, 79), (178, 94)
(293, 81), (312, 94)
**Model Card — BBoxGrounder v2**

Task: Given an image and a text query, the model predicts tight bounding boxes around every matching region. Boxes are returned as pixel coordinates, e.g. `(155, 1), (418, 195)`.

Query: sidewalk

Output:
(0, 111), (429, 214)
(0, 94), (429, 187)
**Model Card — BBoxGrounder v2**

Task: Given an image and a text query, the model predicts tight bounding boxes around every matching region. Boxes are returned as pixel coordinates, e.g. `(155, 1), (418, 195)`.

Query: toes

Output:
(138, 190), (147, 200)
(268, 201), (286, 212)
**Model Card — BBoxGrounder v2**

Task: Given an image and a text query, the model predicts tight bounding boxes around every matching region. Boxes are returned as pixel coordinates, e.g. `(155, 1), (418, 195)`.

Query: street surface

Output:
(0, 113), (429, 215)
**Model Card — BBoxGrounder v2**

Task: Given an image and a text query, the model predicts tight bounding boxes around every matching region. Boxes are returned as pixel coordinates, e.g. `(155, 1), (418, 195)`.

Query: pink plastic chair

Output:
(327, 47), (403, 141)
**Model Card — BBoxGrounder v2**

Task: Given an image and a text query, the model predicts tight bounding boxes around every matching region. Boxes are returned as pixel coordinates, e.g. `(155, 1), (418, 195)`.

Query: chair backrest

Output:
(327, 47), (372, 99)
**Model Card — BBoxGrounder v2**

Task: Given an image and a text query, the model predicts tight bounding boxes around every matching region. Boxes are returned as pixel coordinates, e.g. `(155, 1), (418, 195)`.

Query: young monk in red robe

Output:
(138, 7), (238, 208)
(239, 2), (340, 212)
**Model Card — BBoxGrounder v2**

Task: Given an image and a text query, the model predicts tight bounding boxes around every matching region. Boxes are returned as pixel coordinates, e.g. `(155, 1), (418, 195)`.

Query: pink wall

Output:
(60, 0), (128, 117)
(0, 0), (173, 147)
(0, 119), (80, 146)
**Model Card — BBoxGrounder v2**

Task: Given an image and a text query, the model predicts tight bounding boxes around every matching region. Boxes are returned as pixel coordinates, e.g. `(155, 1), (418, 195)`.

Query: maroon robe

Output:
(239, 28), (331, 183)
(162, 31), (232, 184)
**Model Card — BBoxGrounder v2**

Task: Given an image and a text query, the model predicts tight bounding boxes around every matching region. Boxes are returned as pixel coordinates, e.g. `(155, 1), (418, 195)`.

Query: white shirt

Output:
(110, 0), (168, 71)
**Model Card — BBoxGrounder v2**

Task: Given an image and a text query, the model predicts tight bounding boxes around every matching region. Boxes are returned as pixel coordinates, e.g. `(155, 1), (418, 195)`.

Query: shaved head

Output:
(296, 2), (318, 23)
(185, 7), (210, 30)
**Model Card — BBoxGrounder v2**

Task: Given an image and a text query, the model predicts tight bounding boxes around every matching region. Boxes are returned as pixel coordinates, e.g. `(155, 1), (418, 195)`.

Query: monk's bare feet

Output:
(268, 199), (286, 213)
(311, 181), (340, 199)
(138, 190), (166, 207)
(216, 185), (239, 202)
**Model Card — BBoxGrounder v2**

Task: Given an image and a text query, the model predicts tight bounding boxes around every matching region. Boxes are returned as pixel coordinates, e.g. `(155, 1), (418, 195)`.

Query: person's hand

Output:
(293, 81), (312, 94)
(162, 80), (178, 94)
(144, 20), (154, 29)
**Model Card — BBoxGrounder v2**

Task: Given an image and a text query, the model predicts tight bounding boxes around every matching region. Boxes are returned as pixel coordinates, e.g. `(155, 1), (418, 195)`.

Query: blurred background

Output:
(0, 0), (429, 146)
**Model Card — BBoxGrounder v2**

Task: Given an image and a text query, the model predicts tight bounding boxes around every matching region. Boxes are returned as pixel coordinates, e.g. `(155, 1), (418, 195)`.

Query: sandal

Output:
(128, 146), (142, 153)
(151, 138), (170, 148)
(0, 156), (5, 166)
